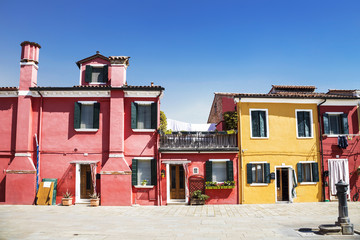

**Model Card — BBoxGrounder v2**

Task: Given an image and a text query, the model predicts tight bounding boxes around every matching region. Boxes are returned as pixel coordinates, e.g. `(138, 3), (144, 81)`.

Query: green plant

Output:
(192, 190), (209, 201)
(141, 179), (148, 185)
(62, 190), (72, 198)
(205, 181), (218, 187)
(159, 111), (167, 133)
(223, 111), (238, 130)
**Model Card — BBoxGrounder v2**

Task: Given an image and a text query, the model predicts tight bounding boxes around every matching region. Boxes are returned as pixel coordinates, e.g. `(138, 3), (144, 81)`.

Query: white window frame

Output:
(193, 167), (199, 174)
(209, 159), (229, 183)
(132, 101), (156, 132)
(75, 101), (99, 132)
(249, 161), (268, 186)
(134, 157), (154, 188)
(325, 112), (345, 137)
(249, 109), (269, 139)
(88, 64), (107, 84)
(299, 161), (317, 185)
(295, 109), (314, 139)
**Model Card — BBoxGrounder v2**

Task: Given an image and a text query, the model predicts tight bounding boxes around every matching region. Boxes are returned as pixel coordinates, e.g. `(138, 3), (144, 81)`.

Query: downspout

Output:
(156, 91), (162, 206)
(317, 98), (326, 202)
(235, 97), (243, 204)
(36, 90), (43, 191)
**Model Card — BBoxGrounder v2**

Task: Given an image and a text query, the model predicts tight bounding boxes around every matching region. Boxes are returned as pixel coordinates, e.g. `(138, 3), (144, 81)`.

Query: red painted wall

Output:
(160, 153), (238, 205)
(320, 105), (360, 201)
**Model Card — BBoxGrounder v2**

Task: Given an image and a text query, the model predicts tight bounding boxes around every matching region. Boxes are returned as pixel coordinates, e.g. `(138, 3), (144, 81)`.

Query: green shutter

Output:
(74, 102), (81, 129)
(131, 102), (138, 129)
(297, 111), (305, 137)
(151, 159), (157, 186)
(131, 159), (138, 186)
(93, 102), (100, 129)
(151, 102), (157, 129)
(226, 161), (234, 181)
(103, 65), (108, 83)
(246, 163), (253, 184)
(251, 111), (259, 137)
(312, 162), (319, 182)
(205, 161), (212, 182)
(323, 114), (329, 134)
(264, 163), (270, 183)
(340, 113), (349, 134)
(297, 163), (303, 183)
(85, 65), (92, 83)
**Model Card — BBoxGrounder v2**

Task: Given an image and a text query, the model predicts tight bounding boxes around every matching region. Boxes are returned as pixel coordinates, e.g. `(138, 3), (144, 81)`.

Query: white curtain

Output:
(90, 163), (97, 194)
(328, 159), (350, 196)
(182, 163), (189, 199)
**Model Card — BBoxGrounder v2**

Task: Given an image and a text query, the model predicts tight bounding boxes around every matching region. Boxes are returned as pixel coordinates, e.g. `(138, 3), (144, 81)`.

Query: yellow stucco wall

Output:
(238, 101), (322, 204)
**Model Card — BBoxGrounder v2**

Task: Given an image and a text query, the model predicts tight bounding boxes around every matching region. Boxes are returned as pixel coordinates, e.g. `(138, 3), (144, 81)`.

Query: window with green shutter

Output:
(131, 101), (157, 130)
(247, 163), (269, 184)
(132, 158), (156, 186)
(297, 162), (319, 183)
(84, 65), (108, 83)
(74, 101), (100, 130)
(323, 113), (349, 135)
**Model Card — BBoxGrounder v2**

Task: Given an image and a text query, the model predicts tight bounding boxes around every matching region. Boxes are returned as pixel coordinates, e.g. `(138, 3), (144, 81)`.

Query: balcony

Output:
(159, 131), (238, 152)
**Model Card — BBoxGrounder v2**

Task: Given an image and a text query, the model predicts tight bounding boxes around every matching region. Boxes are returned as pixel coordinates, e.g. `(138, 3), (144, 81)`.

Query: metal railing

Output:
(159, 131), (238, 150)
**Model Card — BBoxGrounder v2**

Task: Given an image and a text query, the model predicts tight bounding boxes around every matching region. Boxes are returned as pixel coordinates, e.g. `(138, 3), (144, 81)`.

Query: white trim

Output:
(78, 101), (97, 105)
(249, 161), (268, 164)
(18, 90), (32, 96)
(15, 153), (31, 157)
(79, 63), (82, 85)
(89, 64), (106, 67)
(20, 62), (38, 70)
(134, 101), (154, 105)
(249, 109), (269, 139)
(250, 183), (268, 186)
(75, 128), (98, 132)
(111, 64), (127, 66)
(209, 159), (230, 162)
(0, 91), (18, 97)
(295, 109), (314, 139)
(274, 165), (293, 203)
(237, 98), (359, 106)
(69, 160), (99, 164)
(124, 91), (161, 98)
(109, 154), (124, 158)
(134, 157), (154, 160)
(75, 164), (81, 203)
(300, 182), (317, 185)
(134, 185), (154, 189)
(326, 112), (344, 115)
(299, 161), (316, 163)
(159, 151), (239, 154)
(32, 91), (110, 98)
(323, 100), (359, 106)
(162, 160), (191, 164)
(89, 82), (107, 85)
(132, 129), (156, 132)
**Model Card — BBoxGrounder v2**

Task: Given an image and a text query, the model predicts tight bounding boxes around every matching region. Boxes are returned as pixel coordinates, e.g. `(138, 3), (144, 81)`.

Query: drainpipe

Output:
(318, 99), (326, 202)
(156, 91), (163, 206)
(36, 90), (43, 193)
(235, 97), (243, 204)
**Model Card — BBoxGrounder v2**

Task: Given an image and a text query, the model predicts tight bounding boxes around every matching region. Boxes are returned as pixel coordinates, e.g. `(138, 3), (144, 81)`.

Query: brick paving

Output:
(0, 202), (359, 239)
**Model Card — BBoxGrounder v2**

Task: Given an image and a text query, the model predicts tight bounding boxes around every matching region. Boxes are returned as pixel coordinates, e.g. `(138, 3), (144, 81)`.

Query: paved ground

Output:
(0, 202), (359, 239)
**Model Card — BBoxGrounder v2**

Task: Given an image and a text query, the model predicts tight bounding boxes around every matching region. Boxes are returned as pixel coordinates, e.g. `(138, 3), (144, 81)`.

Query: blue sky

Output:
(0, 0), (359, 123)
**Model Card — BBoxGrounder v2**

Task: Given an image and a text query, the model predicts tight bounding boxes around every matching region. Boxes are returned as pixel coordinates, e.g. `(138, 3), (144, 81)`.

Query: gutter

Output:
(317, 99), (326, 202)
(234, 97), (243, 204)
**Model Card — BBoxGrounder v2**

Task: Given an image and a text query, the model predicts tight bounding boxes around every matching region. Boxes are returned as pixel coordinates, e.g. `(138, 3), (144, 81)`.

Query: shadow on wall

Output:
(57, 164), (75, 198)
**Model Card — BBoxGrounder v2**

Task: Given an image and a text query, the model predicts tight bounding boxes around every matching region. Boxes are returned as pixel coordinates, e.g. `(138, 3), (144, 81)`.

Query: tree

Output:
(159, 111), (167, 133)
(223, 111), (238, 130)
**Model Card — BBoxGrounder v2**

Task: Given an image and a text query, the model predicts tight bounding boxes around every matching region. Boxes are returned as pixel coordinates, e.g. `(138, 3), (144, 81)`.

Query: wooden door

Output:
(170, 165), (185, 199)
(276, 168), (289, 202)
(80, 165), (93, 199)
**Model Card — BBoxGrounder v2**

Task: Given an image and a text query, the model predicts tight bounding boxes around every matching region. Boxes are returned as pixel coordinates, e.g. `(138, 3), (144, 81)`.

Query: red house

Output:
(319, 90), (360, 201)
(0, 41), (164, 205)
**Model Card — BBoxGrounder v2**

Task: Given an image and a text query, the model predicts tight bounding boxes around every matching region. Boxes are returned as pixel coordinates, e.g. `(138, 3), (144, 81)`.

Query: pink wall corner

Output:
(80, 58), (110, 86)
(5, 173), (36, 204)
(100, 174), (132, 206)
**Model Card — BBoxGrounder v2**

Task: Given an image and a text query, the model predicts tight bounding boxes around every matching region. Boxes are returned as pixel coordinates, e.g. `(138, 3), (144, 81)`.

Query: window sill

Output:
(250, 183), (268, 186)
(132, 129), (156, 132)
(297, 136), (314, 139)
(250, 137), (269, 139)
(300, 182), (317, 185)
(89, 82), (107, 85)
(323, 134), (345, 138)
(205, 186), (235, 189)
(75, 128), (99, 132)
(134, 185), (154, 189)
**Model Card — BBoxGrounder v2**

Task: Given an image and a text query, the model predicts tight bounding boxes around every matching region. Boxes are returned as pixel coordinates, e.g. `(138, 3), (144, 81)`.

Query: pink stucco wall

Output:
(79, 58), (111, 86)
(320, 105), (360, 201)
(160, 153), (239, 205)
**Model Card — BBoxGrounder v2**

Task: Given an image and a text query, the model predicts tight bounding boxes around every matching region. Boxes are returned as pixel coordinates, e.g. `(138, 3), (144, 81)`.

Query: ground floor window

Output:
(132, 158), (157, 186)
(297, 162), (319, 183)
(205, 160), (234, 182)
(247, 163), (270, 184)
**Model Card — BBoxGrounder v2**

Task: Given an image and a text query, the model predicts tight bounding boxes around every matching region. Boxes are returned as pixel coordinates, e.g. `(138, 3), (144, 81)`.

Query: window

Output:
(205, 160), (234, 182)
(193, 167), (199, 174)
(250, 109), (268, 138)
(323, 113), (349, 135)
(74, 102), (100, 130)
(246, 163), (270, 184)
(297, 162), (319, 183)
(132, 158), (157, 186)
(85, 65), (108, 83)
(296, 110), (313, 138)
(131, 101), (157, 130)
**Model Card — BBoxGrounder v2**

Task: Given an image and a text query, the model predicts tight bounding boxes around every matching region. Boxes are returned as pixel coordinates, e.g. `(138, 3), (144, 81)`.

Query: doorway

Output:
(80, 164), (93, 199)
(276, 168), (289, 202)
(169, 165), (185, 200)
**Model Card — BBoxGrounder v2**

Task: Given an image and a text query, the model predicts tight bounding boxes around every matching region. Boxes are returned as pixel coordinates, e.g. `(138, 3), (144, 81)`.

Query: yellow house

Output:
(235, 86), (322, 204)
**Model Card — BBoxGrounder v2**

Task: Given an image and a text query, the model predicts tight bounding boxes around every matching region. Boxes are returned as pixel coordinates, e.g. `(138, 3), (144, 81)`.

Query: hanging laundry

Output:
(338, 136), (348, 149)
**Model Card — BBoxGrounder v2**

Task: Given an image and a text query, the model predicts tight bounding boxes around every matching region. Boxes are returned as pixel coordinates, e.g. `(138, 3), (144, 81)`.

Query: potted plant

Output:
(141, 179), (148, 186)
(190, 190), (209, 205)
(89, 192), (100, 207)
(62, 190), (72, 206)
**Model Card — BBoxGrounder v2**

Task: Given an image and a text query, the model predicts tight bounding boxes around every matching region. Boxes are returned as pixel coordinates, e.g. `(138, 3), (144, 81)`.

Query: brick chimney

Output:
(19, 41), (41, 90)
(108, 56), (130, 87)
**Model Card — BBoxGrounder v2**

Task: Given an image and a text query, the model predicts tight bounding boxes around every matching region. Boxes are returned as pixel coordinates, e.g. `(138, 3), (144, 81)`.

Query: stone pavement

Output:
(0, 202), (359, 239)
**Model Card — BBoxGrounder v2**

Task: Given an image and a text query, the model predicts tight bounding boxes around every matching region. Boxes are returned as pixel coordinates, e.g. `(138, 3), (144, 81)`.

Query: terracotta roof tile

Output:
(236, 92), (358, 99)
(0, 87), (18, 91)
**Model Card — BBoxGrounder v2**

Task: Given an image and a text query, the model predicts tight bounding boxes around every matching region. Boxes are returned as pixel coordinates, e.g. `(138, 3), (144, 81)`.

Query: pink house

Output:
(0, 41), (164, 205)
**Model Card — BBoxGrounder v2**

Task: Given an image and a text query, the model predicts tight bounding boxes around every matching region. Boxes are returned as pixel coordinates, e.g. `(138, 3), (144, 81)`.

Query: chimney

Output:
(19, 41), (41, 90)
(109, 56), (130, 87)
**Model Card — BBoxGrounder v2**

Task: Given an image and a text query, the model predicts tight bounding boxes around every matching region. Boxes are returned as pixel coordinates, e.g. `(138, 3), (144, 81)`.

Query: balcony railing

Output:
(159, 131), (238, 151)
